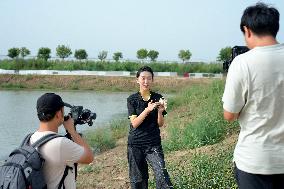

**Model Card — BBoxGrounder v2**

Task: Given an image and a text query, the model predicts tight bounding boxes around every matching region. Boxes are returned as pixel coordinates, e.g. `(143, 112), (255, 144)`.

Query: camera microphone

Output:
(64, 103), (73, 108)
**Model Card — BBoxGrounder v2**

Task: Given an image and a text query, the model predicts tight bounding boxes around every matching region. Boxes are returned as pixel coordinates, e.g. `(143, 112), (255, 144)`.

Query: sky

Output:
(0, 0), (283, 62)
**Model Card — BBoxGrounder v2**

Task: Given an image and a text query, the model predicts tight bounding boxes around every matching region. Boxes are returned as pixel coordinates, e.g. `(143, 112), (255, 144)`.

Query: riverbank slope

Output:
(0, 74), (210, 93)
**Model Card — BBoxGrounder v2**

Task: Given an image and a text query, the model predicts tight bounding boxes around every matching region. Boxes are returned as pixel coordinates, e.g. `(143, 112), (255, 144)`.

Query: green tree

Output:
(98, 51), (108, 61)
(147, 50), (159, 62)
(20, 47), (30, 58)
(74, 49), (88, 60)
(217, 46), (232, 62)
(37, 47), (51, 61)
(113, 52), (123, 62)
(178, 49), (192, 63)
(137, 49), (148, 61)
(56, 45), (72, 60)
(7, 48), (20, 59)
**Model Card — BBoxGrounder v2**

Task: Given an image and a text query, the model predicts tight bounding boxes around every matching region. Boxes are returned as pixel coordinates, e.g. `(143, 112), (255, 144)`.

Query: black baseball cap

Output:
(37, 93), (66, 116)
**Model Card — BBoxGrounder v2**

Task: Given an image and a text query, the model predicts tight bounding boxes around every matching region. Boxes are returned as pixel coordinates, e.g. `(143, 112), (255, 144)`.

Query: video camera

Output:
(64, 103), (97, 126)
(223, 46), (249, 72)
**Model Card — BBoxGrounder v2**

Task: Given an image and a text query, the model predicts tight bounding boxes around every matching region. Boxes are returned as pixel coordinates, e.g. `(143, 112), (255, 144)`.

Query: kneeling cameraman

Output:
(30, 93), (94, 189)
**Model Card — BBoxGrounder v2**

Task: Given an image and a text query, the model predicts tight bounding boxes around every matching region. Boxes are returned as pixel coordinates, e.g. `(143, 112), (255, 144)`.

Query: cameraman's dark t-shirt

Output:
(127, 91), (166, 147)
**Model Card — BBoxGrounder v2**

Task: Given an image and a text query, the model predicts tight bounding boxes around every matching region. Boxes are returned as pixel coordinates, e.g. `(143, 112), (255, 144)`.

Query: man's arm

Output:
(222, 57), (246, 123)
(63, 117), (94, 164)
(223, 109), (239, 122)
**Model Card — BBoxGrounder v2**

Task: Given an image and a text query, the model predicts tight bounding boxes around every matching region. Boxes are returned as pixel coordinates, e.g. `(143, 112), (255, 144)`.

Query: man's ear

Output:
(244, 26), (252, 38)
(55, 109), (62, 118)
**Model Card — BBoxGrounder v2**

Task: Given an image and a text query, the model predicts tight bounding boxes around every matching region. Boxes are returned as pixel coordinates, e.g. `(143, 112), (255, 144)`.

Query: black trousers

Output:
(235, 164), (284, 189)
(127, 145), (173, 189)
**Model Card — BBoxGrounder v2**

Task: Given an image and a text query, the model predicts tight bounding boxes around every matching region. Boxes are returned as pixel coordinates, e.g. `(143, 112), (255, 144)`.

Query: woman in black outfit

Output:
(127, 66), (173, 189)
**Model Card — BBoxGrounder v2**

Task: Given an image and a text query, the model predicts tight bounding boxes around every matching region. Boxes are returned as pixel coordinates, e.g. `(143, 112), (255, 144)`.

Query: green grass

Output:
(166, 148), (237, 189)
(83, 118), (129, 154)
(0, 83), (26, 89)
(79, 164), (102, 174)
(109, 118), (129, 140)
(148, 143), (238, 188)
(163, 80), (238, 151)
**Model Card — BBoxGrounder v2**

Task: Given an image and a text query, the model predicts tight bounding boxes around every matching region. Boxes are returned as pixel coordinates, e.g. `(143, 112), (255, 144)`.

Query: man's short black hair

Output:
(240, 2), (279, 37)
(136, 66), (154, 79)
(37, 93), (66, 122)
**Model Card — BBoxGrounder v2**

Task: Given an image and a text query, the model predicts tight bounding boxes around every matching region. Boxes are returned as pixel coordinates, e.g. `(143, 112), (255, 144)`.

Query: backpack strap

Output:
(20, 133), (63, 148)
(31, 133), (63, 148)
(20, 133), (33, 147)
(58, 166), (73, 189)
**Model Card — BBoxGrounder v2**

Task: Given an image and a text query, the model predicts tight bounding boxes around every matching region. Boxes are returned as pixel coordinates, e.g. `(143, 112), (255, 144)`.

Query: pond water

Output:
(0, 90), (130, 160)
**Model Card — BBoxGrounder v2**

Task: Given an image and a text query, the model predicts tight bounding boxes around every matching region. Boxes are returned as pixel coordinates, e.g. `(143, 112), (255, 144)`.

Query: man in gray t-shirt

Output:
(222, 3), (284, 189)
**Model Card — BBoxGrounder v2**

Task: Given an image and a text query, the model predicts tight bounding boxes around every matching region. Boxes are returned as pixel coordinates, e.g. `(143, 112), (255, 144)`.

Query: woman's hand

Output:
(157, 103), (165, 113)
(147, 100), (158, 112)
(158, 98), (167, 113)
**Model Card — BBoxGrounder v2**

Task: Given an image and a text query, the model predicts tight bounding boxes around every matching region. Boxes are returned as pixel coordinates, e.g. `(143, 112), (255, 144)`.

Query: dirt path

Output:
(77, 138), (130, 189)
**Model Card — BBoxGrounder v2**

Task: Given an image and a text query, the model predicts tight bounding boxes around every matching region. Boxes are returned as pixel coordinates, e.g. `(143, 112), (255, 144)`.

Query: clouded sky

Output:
(0, 0), (283, 62)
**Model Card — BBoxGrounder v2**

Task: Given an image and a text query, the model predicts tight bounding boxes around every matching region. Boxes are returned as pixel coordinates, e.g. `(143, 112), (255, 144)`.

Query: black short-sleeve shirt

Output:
(127, 91), (167, 147)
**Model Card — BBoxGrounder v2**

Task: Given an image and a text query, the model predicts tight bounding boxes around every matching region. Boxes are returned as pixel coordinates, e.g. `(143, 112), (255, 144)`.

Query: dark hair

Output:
(136, 66), (154, 79)
(240, 2), (279, 37)
(37, 93), (65, 122)
(38, 112), (57, 122)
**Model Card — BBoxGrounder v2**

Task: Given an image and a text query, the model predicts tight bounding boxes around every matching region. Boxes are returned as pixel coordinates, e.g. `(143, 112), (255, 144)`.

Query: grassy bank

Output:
(0, 74), (210, 93)
(163, 80), (238, 151)
(162, 134), (238, 189)
(77, 79), (239, 188)
(84, 118), (129, 154)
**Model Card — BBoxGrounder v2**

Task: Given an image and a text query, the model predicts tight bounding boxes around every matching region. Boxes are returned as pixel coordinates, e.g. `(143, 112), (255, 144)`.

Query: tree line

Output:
(5, 45), (194, 63)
